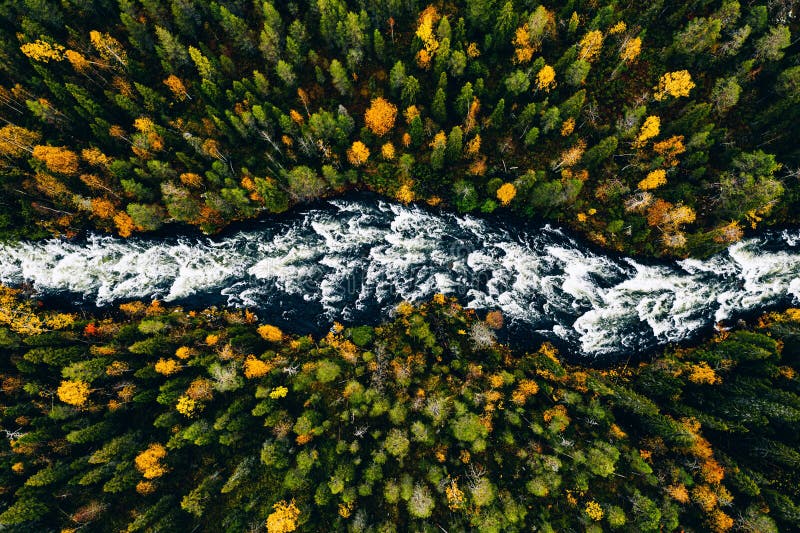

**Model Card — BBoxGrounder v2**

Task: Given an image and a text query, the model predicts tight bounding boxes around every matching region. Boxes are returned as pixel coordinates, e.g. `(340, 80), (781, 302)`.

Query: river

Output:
(1, 197), (799, 360)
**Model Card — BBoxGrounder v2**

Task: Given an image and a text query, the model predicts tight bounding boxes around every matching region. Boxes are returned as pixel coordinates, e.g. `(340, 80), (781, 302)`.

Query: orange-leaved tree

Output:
(257, 324), (283, 342)
(364, 97), (397, 136)
(0, 125), (40, 157)
(496, 183), (517, 206)
(32, 145), (79, 174)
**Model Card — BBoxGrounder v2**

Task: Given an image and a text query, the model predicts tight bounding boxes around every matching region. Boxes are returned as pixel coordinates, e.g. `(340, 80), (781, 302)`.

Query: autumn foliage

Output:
(347, 141), (370, 166)
(243, 355), (273, 379)
(0, 125), (40, 157)
(20, 40), (65, 62)
(135, 444), (168, 479)
(415, 6), (440, 69)
(620, 37), (642, 63)
(57, 380), (91, 406)
(578, 31), (603, 62)
(536, 65), (556, 91)
(364, 97), (397, 136)
(638, 169), (667, 190)
(496, 183), (517, 206)
(634, 116), (660, 147)
(266, 499), (300, 533)
(654, 70), (696, 100)
(32, 145), (79, 174)
(257, 324), (283, 342)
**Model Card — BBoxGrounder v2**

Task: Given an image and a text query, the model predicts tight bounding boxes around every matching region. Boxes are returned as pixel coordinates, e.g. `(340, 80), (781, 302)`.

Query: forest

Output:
(1, 289), (800, 531)
(2, 0), (800, 531)
(0, 0), (798, 256)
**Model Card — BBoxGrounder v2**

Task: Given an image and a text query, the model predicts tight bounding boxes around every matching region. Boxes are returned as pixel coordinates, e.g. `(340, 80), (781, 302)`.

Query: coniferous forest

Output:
(1, 0), (799, 255)
(1, 0), (800, 531)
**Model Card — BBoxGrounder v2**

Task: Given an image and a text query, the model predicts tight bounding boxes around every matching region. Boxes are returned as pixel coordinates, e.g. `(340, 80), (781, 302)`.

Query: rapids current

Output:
(1, 197), (799, 359)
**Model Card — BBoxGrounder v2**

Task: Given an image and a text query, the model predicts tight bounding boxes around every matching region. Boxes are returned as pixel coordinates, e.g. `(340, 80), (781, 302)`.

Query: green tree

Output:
(408, 483), (435, 518)
(719, 150), (783, 219)
(154, 25), (189, 71)
(126, 203), (164, 231)
(329, 59), (351, 95)
(754, 25), (790, 61)
(451, 413), (488, 442)
(446, 126), (463, 161)
(489, 98), (505, 128)
(0, 498), (49, 525)
(389, 61), (406, 93)
(432, 88), (447, 123)
(286, 166), (328, 201)
(564, 60), (590, 86)
(777, 66), (800, 102)
(504, 69), (530, 95)
(384, 428), (410, 459)
(455, 82), (473, 117)
(275, 60), (296, 87)
(494, 1), (517, 42)
(673, 17), (721, 56)
(258, 2), (283, 63)
(409, 116), (424, 147)
(710, 76), (741, 115)
(402, 76), (420, 105)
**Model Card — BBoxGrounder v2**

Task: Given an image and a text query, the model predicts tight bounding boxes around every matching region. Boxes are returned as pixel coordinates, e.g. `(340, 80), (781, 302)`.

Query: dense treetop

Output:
(2, 3), (800, 531)
(1, 287), (799, 531)
(0, 0), (798, 256)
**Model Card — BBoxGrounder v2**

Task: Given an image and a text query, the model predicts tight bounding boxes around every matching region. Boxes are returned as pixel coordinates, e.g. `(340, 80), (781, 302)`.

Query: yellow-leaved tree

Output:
(638, 169), (667, 190)
(257, 324), (283, 342)
(64, 50), (90, 72)
(135, 443), (168, 479)
(32, 145), (80, 174)
(0, 286), (74, 335)
(364, 97), (397, 136)
(20, 40), (65, 62)
(654, 70), (695, 100)
(609, 21), (627, 34)
(585, 500), (604, 521)
(578, 30), (603, 62)
(243, 355), (273, 379)
(163, 74), (189, 101)
(154, 358), (180, 376)
(395, 182), (415, 204)
(0, 125), (40, 157)
(89, 30), (127, 66)
(536, 64), (556, 91)
(513, 25), (534, 63)
(266, 500), (300, 533)
(175, 395), (198, 417)
(633, 116), (660, 147)
(381, 142), (396, 160)
(415, 6), (440, 69)
(57, 380), (91, 407)
(620, 37), (641, 63)
(347, 141), (370, 166)
(90, 198), (117, 219)
(114, 212), (135, 238)
(496, 183), (517, 206)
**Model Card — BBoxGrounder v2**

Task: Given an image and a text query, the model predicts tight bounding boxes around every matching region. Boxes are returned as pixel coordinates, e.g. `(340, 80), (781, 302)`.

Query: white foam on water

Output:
(1, 200), (799, 357)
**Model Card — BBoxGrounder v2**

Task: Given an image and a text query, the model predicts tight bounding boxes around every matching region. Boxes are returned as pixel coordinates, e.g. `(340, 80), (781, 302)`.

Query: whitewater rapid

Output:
(1, 198), (799, 358)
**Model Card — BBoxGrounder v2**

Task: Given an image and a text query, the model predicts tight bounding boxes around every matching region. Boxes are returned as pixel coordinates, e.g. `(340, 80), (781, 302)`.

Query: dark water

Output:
(1, 197), (799, 361)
